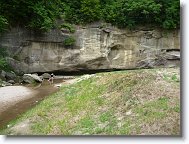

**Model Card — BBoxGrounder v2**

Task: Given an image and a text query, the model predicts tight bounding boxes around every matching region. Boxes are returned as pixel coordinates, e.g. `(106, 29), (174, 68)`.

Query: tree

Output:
(0, 0), (180, 31)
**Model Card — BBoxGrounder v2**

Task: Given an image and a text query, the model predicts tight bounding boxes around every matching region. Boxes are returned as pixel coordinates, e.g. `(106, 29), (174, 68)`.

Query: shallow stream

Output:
(0, 78), (65, 129)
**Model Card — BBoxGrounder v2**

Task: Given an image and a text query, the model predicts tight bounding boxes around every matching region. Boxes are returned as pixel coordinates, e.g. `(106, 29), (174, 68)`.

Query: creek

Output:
(0, 78), (67, 129)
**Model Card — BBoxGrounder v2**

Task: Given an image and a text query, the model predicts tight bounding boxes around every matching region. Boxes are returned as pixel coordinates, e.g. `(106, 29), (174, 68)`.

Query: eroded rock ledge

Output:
(0, 23), (180, 74)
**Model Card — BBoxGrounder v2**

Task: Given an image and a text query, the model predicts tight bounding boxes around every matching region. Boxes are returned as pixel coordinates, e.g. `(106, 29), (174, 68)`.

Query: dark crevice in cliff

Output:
(165, 49), (180, 52)
(36, 69), (129, 76)
(34, 65), (179, 76)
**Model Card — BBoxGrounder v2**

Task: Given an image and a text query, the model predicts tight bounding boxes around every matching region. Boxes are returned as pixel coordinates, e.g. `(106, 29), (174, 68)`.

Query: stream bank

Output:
(0, 77), (74, 129)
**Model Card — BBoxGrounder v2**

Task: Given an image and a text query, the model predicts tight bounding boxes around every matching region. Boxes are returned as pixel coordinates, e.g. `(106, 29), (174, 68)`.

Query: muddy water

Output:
(0, 78), (65, 129)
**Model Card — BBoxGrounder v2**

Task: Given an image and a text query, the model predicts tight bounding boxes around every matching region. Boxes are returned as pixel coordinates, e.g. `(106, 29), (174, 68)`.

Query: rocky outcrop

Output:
(5, 71), (17, 81)
(0, 70), (6, 81)
(0, 81), (12, 87)
(0, 70), (17, 83)
(0, 23), (180, 73)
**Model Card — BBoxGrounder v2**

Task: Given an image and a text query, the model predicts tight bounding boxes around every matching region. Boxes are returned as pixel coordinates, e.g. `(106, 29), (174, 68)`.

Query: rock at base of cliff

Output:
(5, 71), (17, 81)
(0, 81), (13, 87)
(23, 74), (42, 84)
(41, 73), (51, 79)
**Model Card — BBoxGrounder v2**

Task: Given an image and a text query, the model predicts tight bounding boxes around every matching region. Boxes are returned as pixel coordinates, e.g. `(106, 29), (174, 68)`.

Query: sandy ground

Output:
(0, 86), (36, 114)
(0, 78), (76, 115)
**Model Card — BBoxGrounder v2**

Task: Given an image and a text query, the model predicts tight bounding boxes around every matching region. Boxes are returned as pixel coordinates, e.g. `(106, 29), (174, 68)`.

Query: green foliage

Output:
(0, 0), (180, 32)
(0, 47), (13, 71)
(60, 23), (75, 33)
(0, 15), (8, 32)
(0, 0), (64, 32)
(28, 1), (64, 31)
(79, 0), (102, 23)
(0, 58), (7, 70)
(154, 0), (180, 29)
(0, 47), (6, 63)
(63, 0), (102, 24)
(0, 47), (8, 70)
(62, 0), (179, 29)
(0, 47), (7, 57)
(28, 2), (54, 31)
(103, 0), (162, 28)
(63, 36), (76, 46)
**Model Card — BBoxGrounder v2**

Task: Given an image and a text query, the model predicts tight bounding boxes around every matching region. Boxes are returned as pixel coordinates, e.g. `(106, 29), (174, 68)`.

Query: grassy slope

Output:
(0, 68), (180, 135)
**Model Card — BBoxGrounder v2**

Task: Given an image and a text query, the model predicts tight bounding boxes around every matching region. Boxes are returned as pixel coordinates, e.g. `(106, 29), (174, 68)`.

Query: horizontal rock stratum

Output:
(0, 23), (180, 73)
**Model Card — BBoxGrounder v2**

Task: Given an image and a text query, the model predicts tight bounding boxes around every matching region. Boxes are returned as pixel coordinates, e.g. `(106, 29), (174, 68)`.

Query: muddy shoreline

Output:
(0, 78), (65, 129)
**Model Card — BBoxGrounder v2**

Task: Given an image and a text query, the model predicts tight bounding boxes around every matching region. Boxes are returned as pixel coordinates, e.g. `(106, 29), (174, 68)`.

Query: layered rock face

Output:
(0, 24), (180, 74)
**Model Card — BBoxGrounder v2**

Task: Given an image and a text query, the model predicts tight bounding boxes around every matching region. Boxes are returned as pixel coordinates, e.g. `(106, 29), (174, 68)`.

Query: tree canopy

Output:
(0, 0), (180, 32)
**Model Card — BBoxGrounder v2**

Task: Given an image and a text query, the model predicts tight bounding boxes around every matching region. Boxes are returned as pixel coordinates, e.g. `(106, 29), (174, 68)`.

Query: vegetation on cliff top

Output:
(0, 68), (180, 135)
(0, 0), (180, 32)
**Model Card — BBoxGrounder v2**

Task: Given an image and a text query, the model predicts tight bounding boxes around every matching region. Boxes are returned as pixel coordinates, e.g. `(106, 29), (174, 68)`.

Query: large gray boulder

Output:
(5, 71), (17, 80)
(0, 70), (17, 82)
(23, 74), (42, 84)
(41, 73), (51, 79)
(7, 80), (15, 84)
(0, 70), (6, 81)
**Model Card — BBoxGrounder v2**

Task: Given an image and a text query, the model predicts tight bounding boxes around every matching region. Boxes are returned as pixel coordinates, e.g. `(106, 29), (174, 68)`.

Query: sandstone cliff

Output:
(0, 23), (180, 74)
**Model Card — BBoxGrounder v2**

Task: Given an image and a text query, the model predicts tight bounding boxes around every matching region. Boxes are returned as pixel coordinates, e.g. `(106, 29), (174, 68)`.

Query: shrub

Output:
(0, 15), (8, 32)
(0, 47), (13, 71)
(0, 0), (180, 33)
(0, 58), (7, 70)
(63, 36), (76, 46)
(60, 23), (75, 33)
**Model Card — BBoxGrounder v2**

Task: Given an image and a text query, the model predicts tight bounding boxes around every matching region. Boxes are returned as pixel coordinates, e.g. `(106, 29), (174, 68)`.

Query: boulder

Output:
(7, 80), (15, 84)
(1, 81), (12, 87)
(0, 70), (6, 81)
(39, 76), (44, 81)
(23, 74), (42, 84)
(1, 70), (17, 81)
(32, 73), (38, 76)
(5, 71), (17, 80)
(41, 73), (51, 79)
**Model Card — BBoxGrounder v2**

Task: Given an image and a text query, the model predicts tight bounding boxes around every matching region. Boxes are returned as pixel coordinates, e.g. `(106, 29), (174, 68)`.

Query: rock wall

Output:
(0, 23), (180, 74)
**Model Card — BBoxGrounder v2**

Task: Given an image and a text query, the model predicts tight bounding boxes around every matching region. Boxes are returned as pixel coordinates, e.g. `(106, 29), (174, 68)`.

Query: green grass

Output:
(134, 97), (169, 122)
(99, 111), (112, 123)
(0, 68), (180, 135)
(163, 73), (180, 83)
